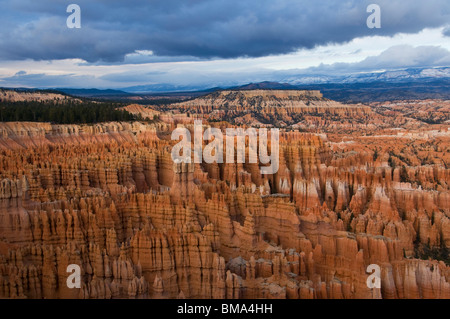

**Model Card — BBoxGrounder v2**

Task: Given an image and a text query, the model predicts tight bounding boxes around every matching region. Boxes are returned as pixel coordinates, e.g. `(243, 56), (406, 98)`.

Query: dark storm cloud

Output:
(0, 0), (449, 63)
(2, 45), (449, 89)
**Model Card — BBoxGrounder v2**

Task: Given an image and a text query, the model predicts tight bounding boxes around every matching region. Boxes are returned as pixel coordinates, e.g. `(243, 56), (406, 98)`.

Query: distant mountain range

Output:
(54, 88), (132, 97)
(228, 82), (298, 90)
(293, 79), (450, 103)
(111, 67), (450, 103)
(281, 67), (450, 85)
(228, 78), (450, 103)
(117, 66), (450, 94)
(2, 66), (448, 104)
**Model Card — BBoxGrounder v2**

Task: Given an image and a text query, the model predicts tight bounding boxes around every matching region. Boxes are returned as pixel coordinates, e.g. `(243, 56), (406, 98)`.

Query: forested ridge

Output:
(0, 100), (138, 124)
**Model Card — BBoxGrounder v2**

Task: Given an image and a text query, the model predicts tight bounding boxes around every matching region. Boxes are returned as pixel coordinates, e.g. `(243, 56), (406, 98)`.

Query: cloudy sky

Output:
(0, 0), (449, 90)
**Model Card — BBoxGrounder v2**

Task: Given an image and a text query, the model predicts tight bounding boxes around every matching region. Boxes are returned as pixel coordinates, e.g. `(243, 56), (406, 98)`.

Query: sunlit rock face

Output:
(0, 91), (449, 299)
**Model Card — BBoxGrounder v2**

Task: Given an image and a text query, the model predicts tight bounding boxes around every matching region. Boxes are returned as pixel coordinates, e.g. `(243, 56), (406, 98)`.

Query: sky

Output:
(0, 0), (449, 90)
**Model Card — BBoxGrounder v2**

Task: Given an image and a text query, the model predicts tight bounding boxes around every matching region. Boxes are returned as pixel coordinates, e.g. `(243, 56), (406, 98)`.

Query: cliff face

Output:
(0, 89), (80, 103)
(170, 89), (366, 115)
(0, 91), (449, 299)
(162, 90), (407, 132)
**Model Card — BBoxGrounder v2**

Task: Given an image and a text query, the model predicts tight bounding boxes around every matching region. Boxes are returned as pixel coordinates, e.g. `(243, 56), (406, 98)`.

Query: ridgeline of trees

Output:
(0, 100), (138, 124)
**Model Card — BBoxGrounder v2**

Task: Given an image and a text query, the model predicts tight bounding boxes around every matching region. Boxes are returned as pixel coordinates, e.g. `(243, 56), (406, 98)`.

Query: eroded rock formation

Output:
(0, 91), (449, 299)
